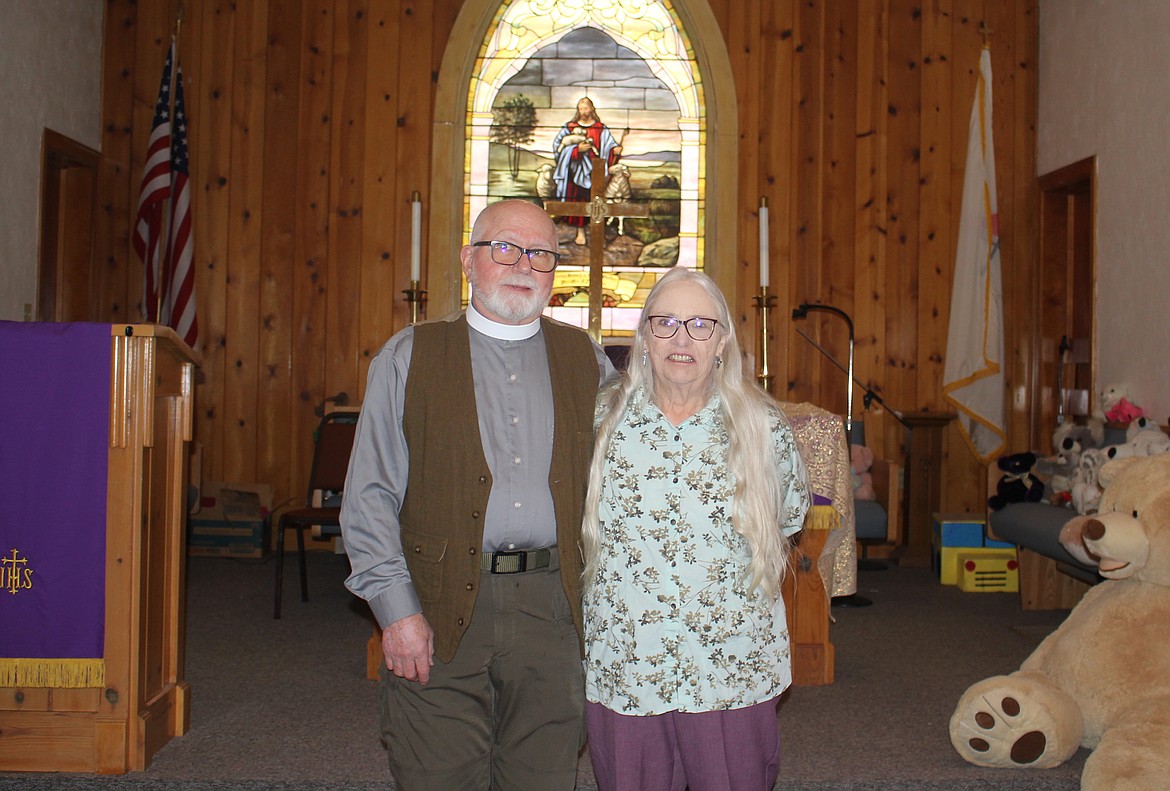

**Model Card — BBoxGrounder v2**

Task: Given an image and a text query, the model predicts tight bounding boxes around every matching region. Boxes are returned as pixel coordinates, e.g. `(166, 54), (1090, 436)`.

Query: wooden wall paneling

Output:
(914, 0), (953, 418)
(94, 0), (138, 324)
(1012, 0), (1041, 451)
(760, 0), (798, 391)
(258, 0), (304, 511)
(818, 0), (858, 422)
(357, 0), (402, 395)
(192, 0), (237, 483)
(983, 0), (1018, 455)
(728, 0), (761, 358)
(395, 0), (434, 328)
(223, 0), (269, 483)
(324, 0), (368, 412)
(786, 0), (825, 405)
(853, 0), (890, 460)
(880, 0), (923, 456)
(290, 0), (337, 515)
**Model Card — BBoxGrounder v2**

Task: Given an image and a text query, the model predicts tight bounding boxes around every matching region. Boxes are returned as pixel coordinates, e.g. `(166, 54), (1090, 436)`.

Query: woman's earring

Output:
(641, 349), (648, 366)
(715, 355), (724, 368)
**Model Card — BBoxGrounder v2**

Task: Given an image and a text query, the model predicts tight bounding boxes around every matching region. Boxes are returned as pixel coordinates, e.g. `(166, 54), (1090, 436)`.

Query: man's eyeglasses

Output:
(646, 315), (720, 341)
(472, 240), (562, 273)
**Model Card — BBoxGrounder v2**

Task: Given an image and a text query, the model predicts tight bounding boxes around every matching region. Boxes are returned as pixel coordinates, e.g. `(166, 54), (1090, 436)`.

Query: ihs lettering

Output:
(2, 549), (34, 594)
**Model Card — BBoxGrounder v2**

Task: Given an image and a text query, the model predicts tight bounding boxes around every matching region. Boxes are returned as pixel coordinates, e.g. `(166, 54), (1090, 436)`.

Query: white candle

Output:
(410, 193), (422, 282)
(758, 198), (769, 288)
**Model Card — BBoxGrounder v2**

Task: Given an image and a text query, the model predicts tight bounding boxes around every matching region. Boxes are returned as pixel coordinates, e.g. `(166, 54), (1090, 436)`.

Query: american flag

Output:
(132, 42), (198, 350)
(165, 61), (197, 348)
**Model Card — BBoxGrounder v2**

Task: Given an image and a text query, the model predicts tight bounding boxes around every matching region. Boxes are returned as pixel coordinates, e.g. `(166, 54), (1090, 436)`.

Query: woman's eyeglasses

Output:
(646, 315), (719, 341)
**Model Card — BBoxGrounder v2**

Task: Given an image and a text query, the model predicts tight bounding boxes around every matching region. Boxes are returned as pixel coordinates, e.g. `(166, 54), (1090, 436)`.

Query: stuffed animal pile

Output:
(949, 453), (1170, 790)
(1033, 417), (1170, 515)
(1035, 421), (1105, 509)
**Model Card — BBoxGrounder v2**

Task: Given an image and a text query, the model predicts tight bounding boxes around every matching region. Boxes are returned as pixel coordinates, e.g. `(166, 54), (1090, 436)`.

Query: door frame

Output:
(38, 128), (100, 322)
(1035, 156), (1096, 450)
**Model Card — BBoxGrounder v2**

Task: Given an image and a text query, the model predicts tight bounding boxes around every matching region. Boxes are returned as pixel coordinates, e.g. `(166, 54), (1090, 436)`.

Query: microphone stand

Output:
(792, 302), (910, 435)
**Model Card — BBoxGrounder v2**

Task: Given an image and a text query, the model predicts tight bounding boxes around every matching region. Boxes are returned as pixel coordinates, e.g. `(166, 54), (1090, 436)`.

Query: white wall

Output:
(0, 2), (103, 322)
(1039, 0), (1170, 423)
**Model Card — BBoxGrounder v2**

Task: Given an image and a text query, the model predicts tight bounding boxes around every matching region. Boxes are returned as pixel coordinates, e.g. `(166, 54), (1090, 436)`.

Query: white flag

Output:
(943, 48), (1005, 462)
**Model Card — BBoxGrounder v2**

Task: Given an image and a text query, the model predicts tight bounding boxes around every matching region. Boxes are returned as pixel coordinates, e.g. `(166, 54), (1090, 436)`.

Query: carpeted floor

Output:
(0, 553), (1087, 790)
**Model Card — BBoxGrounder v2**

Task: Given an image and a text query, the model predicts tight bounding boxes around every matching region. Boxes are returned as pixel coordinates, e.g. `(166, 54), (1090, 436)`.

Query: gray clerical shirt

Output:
(340, 303), (613, 630)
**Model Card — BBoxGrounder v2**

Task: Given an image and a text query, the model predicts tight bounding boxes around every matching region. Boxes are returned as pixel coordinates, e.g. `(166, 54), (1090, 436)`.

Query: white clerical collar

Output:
(466, 302), (541, 341)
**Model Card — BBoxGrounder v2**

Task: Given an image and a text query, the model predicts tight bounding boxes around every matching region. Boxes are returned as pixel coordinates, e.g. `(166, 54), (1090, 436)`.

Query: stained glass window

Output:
(464, 0), (705, 339)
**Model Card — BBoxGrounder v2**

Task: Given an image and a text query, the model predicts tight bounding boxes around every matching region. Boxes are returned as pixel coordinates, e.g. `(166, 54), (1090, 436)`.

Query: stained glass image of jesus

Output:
(551, 97), (626, 245)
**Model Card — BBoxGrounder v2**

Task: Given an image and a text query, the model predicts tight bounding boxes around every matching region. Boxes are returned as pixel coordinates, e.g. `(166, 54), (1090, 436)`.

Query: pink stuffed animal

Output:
(1105, 397), (1144, 423)
(1100, 383), (1144, 423)
(850, 444), (876, 501)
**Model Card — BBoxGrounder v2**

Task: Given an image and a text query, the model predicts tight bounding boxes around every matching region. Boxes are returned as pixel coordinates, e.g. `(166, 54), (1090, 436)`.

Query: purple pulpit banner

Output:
(0, 322), (110, 687)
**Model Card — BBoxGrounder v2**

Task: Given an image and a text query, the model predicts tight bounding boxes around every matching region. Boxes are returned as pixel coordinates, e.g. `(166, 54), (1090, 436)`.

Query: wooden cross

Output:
(544, 150), (649, 342)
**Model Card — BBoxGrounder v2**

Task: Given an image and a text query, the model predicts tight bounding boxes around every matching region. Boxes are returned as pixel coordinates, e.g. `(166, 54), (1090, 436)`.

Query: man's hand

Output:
(382, 613), (435, 685)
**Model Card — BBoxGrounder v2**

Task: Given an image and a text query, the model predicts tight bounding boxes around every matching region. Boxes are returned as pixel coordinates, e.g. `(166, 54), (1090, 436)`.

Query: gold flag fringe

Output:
(806, 504), (839, 532)
(0, 658), (105, 688)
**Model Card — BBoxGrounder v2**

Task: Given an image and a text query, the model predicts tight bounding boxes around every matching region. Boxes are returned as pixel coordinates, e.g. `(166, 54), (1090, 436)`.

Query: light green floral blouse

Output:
(584, 388), (810, 715)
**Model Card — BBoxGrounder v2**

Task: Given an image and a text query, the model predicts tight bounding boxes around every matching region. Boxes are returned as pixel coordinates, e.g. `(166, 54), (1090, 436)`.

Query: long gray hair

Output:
(581, 267), (796, 598)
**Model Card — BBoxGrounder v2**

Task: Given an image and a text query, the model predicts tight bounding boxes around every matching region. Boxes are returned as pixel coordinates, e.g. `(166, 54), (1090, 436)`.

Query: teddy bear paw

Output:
(949, 675), (1081, 770)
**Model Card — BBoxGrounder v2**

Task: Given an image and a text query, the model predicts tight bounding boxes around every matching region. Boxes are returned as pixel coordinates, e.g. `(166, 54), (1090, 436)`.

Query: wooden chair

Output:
(848, 422), (903, 569)
(273, 412), (358, 619)
(855, 457), (903, 566)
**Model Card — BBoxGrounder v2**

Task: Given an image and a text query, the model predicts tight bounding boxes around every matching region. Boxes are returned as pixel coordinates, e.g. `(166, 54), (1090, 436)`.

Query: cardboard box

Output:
(956, 548), (1020, 592)
(188, 481), (272, 559)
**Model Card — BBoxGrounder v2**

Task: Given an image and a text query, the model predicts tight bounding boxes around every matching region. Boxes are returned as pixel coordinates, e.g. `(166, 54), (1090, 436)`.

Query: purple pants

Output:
(586, 698), (782, 791)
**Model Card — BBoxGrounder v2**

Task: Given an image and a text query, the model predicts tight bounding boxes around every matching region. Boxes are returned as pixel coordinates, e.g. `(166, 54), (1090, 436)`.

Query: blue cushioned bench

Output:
(985, 468), (1103, 610)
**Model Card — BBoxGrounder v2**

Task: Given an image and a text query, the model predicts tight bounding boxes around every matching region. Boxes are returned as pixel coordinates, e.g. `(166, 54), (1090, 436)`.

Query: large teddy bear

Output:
(949, 453), (1170, 791)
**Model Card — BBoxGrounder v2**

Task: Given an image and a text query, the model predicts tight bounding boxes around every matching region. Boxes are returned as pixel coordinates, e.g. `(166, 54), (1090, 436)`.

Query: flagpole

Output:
(158, 7), (185, 324)
(155, 37), (179, 325)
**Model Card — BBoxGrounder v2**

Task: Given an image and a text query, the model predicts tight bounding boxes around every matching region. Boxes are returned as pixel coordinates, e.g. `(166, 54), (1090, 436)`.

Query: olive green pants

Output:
(380, 557), (584, 790)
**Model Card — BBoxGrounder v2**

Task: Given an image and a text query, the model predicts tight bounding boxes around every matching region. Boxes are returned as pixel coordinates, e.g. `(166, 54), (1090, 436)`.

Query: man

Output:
(552, 97), (624, 245)
(341, 199), (614, 789)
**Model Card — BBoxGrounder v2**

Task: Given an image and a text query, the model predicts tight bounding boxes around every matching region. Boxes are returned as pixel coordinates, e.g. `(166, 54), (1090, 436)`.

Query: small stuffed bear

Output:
(1099, 382), (1144, 423)
(950, 454), (1170, 791)
(987, 451), (1044, 511)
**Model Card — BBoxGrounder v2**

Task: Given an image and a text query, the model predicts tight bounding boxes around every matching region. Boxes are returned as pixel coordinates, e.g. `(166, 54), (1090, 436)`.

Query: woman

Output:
(582, 267), (810, 791)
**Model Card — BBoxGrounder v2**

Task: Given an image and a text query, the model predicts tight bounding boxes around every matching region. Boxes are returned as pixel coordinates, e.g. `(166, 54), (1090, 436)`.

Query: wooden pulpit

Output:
(0, 324), (197, 773)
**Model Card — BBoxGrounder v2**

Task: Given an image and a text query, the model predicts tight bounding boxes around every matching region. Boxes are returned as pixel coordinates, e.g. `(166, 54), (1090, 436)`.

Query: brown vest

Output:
(400, 315), (598, 662)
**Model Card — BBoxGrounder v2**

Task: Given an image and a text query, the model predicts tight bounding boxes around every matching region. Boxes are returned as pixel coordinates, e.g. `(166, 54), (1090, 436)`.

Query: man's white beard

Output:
(469, 272), (548, 323)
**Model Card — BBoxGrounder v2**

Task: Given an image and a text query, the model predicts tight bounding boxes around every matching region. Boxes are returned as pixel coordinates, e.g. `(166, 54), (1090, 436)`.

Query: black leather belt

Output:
(480, 547), (552, 574)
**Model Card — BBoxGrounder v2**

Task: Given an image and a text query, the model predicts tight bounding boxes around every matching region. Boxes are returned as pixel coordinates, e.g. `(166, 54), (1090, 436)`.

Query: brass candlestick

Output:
(754, 287), (776, 393)
(403, 280), (427, 325)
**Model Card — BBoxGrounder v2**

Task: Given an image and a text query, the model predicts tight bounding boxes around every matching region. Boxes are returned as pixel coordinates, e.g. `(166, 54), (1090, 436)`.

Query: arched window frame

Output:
(428, 0), (738, 320)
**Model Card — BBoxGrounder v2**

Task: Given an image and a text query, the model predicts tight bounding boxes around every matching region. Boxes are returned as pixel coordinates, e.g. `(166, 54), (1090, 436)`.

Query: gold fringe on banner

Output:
(0, 658), (106, 688)
(805, 504), (840, 532)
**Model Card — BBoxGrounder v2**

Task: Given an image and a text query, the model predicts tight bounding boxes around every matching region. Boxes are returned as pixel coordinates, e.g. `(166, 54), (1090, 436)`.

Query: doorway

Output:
(38, 129), (99, 323)
(1036, 156), (1095, 450)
